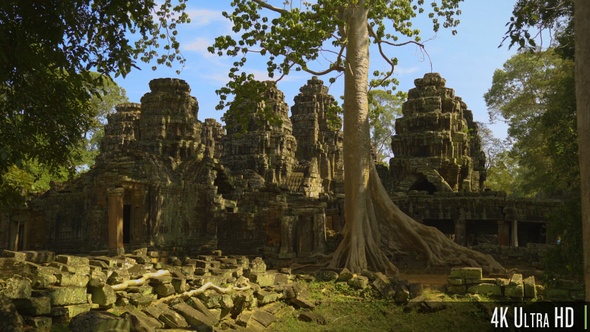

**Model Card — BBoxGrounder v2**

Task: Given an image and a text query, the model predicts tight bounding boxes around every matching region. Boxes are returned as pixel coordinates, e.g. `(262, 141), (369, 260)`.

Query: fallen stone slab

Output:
(172, 301), (217, 328)
(289, 295), (315, 309)
(187, 296), (218, 322)
(69, 311), (130, 332)
(298, 310), (327, 325)
(143, 303), (189, 329)
(122, 306), (165, 332)
(251, 308), (275, 328)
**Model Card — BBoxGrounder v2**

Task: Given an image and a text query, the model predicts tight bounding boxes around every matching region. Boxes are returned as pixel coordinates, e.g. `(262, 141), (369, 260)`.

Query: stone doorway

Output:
(123, 205), (132, 244)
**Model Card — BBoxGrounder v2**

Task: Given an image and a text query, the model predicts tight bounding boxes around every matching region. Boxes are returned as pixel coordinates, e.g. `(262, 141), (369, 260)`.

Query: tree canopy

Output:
(484, 49), (577, 197)
(368, 90), (405, 163)
(0, 0), (189, 184)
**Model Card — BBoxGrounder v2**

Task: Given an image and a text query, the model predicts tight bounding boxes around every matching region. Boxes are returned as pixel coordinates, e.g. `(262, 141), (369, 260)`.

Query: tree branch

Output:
(252, 0), (290, 15)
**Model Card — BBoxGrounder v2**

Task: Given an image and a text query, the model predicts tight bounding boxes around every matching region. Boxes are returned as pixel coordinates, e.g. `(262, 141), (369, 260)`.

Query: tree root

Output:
(368, 164), (504, 274)
(154, 281), (251, 305)
(111, 270), (171, 291)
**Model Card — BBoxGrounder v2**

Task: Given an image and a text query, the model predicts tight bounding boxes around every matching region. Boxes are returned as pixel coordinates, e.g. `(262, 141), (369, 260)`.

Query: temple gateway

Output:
(1, 73), (559, 257)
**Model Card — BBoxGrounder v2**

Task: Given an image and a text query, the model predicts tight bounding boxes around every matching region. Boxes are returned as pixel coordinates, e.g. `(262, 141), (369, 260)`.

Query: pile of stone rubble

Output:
(0, 249), (407, 331)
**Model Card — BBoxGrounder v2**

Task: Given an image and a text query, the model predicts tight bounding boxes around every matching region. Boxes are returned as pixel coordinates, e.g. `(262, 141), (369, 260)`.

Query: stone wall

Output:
(5, 74), (559, 262)
(391, 73), (485, 193)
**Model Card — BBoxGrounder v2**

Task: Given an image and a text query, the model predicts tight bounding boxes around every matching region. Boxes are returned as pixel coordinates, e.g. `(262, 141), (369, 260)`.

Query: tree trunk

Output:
(330, 0), (503, 275)
(574, 0), (590, 301)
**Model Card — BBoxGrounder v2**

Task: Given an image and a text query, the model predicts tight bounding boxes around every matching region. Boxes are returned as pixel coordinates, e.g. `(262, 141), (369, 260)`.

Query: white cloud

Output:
(184, 37), (212, 53)
(187, 9), (226, 27)
(395, 66), (420, 75)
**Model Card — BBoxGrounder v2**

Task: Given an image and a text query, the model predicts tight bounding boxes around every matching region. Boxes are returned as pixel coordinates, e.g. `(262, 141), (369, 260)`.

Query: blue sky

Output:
(114, 1), (520, 139)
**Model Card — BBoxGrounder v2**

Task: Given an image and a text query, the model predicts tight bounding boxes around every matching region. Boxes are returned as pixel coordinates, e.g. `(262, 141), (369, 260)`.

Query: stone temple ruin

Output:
(1, 73), (560, 259)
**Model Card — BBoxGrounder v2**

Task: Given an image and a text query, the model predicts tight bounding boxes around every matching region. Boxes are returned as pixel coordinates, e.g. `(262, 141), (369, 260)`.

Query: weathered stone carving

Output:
(291, 76), (344, 195)
(222, 81), (297, 186)
(390, 73), (486, 193)
(2, 74), (558, 259)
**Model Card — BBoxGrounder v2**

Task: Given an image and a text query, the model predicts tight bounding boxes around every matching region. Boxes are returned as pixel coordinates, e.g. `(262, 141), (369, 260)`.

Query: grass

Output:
(270, 281), (501, 332)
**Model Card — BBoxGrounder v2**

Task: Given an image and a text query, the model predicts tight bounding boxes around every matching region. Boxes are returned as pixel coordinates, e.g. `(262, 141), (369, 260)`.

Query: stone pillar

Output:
(454, 218), (466, 246)
(313, 214), (327, 253)
(108, 188), (125, 255)
(279, 216), (296, 258)
(511, 219), (519, 247)
(497, 220), (511, 246)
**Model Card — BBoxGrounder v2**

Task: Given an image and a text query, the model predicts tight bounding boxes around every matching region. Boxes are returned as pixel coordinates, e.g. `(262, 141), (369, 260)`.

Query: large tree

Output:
(211, 0), (502, 274)
(574, 0), (590, 302)
(484, 49), (577, 197)
(0, 0), (188, 184)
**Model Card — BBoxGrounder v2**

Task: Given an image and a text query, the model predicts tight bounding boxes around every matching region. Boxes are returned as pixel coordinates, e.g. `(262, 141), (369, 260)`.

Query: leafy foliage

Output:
(543, 195), (583, 278)
(368, 90), (405, 162)
(209, 0), (463, 111)
(484, 49), (576, 197)
(0, 75), (128, 208)
(502, 0), (573, 56)
(0, 0), (189, 186)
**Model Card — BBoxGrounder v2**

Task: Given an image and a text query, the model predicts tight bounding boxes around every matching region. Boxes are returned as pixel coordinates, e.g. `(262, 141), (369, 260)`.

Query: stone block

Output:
(446, 285), (466, 295)
(505, 274), (524, 298)
(154, 283), (176, 298)
(467, 283), (502, 296)
(143, 303), (188, 329)
(171, 277), (188, 293)
(90, 284), (116, 307)
(123, 307), (164, 332)
(236, 310), (252, 327)
(46, 286), (87, 306)
(315, 269), (339, 281)
(394, 284), (410, 304)
(495, 278), (510, 287)
(128, 293), (157, 306)
(51, 303), (92, 319)
(188, 296), (219, 322)
(88, 269), (107, 288)
(24, 316), (52, 332)
(348, 275), (369, 289)
(251, 309), (275, 327)
(198, 290), (222, 309)
(256, 290), (282, 305)
(14, 296), (52, 316)
(172, 301), (216, 328)
(447, 277), (464, 285)
(55, 255), (89, 266)
(4, 275), (32, 299)
(26, 263), (59, 289)
(56, 272), (89, 287)
(249, 257), (266, 273)
(274, 273), (290, 285)
(289, 295), (315, 309)
(298, 310), (327, 325)
(69, 311), (130, 332)
(450, 267), (482, 280)
(220, 294), (234, 309)
(3, 250), (27, 261)
(336, 268), (354, 282)
(523, 276), (537, 299)
(249, 272), (275, 287)
(373, 273), (395, 298)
